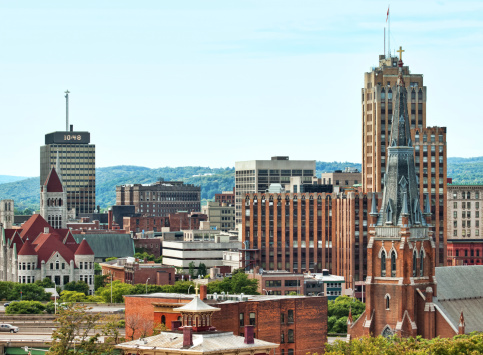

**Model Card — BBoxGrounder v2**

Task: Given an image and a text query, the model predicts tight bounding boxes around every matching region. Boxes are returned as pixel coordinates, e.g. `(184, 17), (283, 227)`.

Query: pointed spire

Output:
(459, 311), (465, 334)
(370, 193), (378, 216)
(424, 193), (431, 215)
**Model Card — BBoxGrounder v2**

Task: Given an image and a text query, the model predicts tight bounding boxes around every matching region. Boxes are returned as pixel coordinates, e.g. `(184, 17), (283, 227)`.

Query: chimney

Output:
(108, 209), (113, 230)
(183, 326), (193, 348)
(171, 320), (182, 331)
(44, 227), (49, 233)
(199, 284), (207, 300)
(244, 325), (254, 344)
(70, 124), (73, 132)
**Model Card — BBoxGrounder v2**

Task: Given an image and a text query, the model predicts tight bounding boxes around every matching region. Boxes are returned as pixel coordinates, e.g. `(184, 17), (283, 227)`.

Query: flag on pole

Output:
(386, 7), (389, 22)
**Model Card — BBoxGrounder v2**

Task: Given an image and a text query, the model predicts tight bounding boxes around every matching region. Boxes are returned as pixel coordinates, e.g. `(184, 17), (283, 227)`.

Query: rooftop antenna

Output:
(64, 90), (70, 131)
(386, 5), (390, 58)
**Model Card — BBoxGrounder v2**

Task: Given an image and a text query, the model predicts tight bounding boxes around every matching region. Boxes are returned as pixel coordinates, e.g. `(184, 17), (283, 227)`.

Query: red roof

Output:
(63, 232), (79, 253)
(18, 238), (37, 256)
(19, 215), (54, 241)
(74, 239), (94, 255)
(9, 232), (24, 250)
(34, 233), (75, 264)
(4, 229), (16, 241)
(43, 168), (63, 192)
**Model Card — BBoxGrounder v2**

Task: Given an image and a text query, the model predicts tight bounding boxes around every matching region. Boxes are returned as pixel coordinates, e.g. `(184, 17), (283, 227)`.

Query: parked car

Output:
(3, 301), (19, 307)
(0, 324), (19, 333)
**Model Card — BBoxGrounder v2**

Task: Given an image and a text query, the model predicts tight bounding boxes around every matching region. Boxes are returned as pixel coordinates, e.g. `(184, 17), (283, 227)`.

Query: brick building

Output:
(168, 211), (208, 232)
(215, 187), (235, 206)
(122, 216), (169, 234)
(133, 237), (162, 258)
(321, 168), (362, 188)
(124, 286), (327, 355)
(446, 184), (482, 265)
(116, 180), (201, 217)
(361, 51), (447, 266)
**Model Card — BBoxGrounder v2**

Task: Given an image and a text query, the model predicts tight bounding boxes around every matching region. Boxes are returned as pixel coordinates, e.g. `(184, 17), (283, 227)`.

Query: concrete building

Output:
(305, 270), (345, 300)
(124, 285), (327, 354)
(321, 168), (362, 188)
(446, 184), (482, 265)
(235, 156), (316, 225)
(162, 235), (242, 274)
(40, 125), (96, 215)
(116, 180), (201, 217)
(361, 51), (447, 266)
(202, 201), (235, 232)
(248, 269), (304, 296)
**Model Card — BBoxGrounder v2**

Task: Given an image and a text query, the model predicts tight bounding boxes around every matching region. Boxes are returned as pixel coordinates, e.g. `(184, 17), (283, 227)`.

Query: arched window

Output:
(381, 252), (386, 277)
(161, 315), (166, 325)
(418, 88), (423, 101)
(385, 294), (390, 309)
(412, 251), (417, 277)
(420, 250), (424, 276)
(391, 251), (396, 277)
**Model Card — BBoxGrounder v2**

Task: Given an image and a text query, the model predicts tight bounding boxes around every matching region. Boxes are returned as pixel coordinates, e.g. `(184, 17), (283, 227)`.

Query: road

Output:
(0, 304), (124, 313)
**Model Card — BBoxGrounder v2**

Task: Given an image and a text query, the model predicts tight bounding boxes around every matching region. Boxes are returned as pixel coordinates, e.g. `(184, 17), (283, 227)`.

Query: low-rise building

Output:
(215, 187), (235, 206)
(321, 168), (362, 188)
(201, 201), (235, 232)
(248, 269), (304, 296)
(133, 237), (162, 258)
(305, 269), (345, 300)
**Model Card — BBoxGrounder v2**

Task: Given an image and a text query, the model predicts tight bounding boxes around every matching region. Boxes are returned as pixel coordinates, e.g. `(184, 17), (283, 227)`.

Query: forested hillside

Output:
(0, 158), (481, 211)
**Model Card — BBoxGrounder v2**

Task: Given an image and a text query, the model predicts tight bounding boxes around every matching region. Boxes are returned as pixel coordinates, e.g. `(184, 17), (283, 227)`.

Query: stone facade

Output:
(40, 167), (67, 229)
(201, 201), (235, 232)
(0, 200), (14, 229)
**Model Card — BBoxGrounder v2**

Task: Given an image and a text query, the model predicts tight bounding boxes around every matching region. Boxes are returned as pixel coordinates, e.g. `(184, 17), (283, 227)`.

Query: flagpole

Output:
(388, 5), (390, 58)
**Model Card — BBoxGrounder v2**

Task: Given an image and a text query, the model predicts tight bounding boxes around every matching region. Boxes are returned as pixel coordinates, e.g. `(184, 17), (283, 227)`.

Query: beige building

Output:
(321, 168), (361, 188)
(361, 52), (447, 265)
(0, 200), (14, 229)
(202, 201), (235, 232)
(447, 185), (482, 239)
(235, 156), (316, 225)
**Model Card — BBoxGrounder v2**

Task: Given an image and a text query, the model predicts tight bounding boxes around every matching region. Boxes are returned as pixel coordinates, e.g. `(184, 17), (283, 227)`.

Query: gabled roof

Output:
(19, 214), (54, 241)
(75, 239), (94, 255)
(18, 238), (37, 256)
(9, 232), (23, 250)
(72, 234), (135, 258)
(63, 232), (79, 253)
(34, 233), (75, 264)
(4, 229), (17, 241)
(43, 167), (63, 192)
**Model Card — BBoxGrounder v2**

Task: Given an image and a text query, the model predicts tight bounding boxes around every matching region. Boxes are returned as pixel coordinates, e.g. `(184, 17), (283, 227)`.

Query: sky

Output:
(1, 1), (482, 177)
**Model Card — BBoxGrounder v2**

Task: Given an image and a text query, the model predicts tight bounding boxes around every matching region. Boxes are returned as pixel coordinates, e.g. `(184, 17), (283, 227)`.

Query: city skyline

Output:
(1, 1), (482, 176)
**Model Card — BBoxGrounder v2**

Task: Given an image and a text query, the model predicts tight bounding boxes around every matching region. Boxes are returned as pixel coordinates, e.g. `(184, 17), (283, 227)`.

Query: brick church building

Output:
(348, 56), (478, 339)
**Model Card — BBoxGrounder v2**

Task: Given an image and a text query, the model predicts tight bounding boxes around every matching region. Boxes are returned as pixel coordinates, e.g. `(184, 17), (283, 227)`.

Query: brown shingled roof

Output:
(43, 167), (63, 192)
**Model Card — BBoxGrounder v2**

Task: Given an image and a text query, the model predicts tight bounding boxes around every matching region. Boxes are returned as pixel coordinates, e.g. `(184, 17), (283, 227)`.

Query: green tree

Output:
(231, 271), (258, 294)
(60, 291), (88, 303)
(105, 257), (118, 262)
(189, 261), (196, 277)
(0, 281), (15, 300)
(328, 296), (365, 319)
(94, 263), (102, 276)
(198, 263), (207, 277)
(96, 281), (135, 303)
(134, 251), (155, 262)
(6, 300), (45, 314)
(35, 277), (55, 288)
(154, 255), (163, 264)
(64, 281), (89, 296)
(9, 283), (51, 301)
(94, 274), (109, 291)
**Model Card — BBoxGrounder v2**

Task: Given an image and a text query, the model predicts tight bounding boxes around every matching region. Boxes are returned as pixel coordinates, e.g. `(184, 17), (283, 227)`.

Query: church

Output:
(0, 166), (95, 294)
(348, 54), (483, 339)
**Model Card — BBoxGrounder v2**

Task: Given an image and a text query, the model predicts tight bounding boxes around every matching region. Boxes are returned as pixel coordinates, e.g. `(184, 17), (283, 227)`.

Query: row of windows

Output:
(414, 133), (443, 143)
(453, 229), (480, 237)
(454, 202), (480, 209)
(454, 211), (480, 219)
(19, 262), (36, 270)
(453, 192), (481, 200)
(453, 220), (480, 228)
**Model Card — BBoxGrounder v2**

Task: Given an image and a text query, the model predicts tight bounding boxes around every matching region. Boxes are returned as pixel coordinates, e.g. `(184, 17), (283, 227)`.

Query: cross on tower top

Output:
(195, 284), (199, 296)
(397, 46), (405, 61)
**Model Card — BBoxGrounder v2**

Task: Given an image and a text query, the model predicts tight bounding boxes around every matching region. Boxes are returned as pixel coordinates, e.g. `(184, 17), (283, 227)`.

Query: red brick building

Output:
(215, 188), (235, 206)
(100, 258), (175, 286)
(124, 285), (327, 355)
(168, 212), (207, 232)
(133, 237), (162, 258)
(123, 216), (169, 234)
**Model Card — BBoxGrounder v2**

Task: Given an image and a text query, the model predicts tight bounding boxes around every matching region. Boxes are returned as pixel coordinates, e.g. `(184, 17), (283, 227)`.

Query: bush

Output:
(8, 283), (52, 302)
(6, 301), (45, 314)
(60, 291), (88, 303)
(63, 281), (89, 296)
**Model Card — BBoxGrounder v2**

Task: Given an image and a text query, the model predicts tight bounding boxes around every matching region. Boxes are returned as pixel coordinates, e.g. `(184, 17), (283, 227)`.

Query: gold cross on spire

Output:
(195, 284), (199, 296)
(397, 46), (405, 61)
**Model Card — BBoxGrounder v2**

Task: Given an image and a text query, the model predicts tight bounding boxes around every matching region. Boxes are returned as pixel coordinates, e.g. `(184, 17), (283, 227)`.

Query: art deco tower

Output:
(361, 49), (447, 266)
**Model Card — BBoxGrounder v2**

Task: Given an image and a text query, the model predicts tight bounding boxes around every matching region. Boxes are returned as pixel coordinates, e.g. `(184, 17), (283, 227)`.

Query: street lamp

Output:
(145, 278), (151, 294)
(188, 285), (192, 294)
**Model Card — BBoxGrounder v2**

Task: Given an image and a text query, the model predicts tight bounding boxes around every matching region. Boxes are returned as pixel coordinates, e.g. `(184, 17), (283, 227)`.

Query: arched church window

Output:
(391, 251), (396, 277)
(385, 294), (390, 309)
(420, 250), (424, 277)
(381, 252), (386, 277)
(413, 251), (417, 277)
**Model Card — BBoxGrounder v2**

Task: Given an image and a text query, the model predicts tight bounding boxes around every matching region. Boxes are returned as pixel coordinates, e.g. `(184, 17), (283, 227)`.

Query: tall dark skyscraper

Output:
(40, 126), (96, 215)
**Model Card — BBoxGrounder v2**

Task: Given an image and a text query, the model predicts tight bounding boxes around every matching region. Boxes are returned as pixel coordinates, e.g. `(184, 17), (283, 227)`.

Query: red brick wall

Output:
(168, 212), (207, 232)
(133, 238), (162, 258)
(124, 216), (168, 235)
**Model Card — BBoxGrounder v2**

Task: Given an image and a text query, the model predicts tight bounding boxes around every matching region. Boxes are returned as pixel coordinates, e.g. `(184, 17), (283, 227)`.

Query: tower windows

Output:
(413, 251), (417, 277)
(381, 252), (386, 277)
(385, 294), (390, 309)
(391, 251), (396, 277)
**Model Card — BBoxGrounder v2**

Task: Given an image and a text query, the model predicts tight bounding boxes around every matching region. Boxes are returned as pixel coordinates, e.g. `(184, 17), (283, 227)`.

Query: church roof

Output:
(19, 214), (54, 241)
(72, 233), (135, 258)
(433, 265), (483, 334)
(43, 167), (64, 192)
(75, 239), (95, 255)
(9, 232), (23, 250)
(34, 233), (76, 264)
(18, 238), (37, 256)
(173, 296), (220, 313)
(62, 231), (80, 253)
(115, 331), (278, 353)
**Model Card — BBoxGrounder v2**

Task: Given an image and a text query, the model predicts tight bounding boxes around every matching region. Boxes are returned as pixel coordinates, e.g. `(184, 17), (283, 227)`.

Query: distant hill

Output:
(0, 175), (28, 184)
(0, 158), (481, 211)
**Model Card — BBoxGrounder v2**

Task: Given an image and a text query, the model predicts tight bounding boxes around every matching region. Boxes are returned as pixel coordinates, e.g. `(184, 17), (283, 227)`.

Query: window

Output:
(420, 250), (424, 277)
(391, 251), (396, 277)
(281, 332), (285, 343)
(249, 312), (256, 326)
(381, 252), (386, 277)
(281, 313), (285, 324)
(288, 329), (294, 343)
(385, 294), (390, 309)
(412, 252), (417, 277)
(239, 313), (244, 327)
(288, 309), (294, 323)
(288, 350), (294, 355)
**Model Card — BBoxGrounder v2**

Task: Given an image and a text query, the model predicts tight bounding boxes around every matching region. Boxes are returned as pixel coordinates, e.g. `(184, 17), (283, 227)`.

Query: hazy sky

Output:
(1, 1), (482, 177)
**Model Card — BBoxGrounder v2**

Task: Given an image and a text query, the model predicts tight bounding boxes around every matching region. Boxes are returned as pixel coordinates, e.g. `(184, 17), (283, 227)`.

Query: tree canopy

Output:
(64, 281), (90, 296)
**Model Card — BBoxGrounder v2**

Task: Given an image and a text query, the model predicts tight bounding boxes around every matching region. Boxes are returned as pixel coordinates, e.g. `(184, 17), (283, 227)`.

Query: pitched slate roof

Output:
(43, 167), (63, 192)
(18, 238), (37, 256)
(72, 234), (135, 259)
(433, 265), (483, 334)
(19, 214), (54, 241)
(75, 239), (95, 255)
(34, 233), (75, 264)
